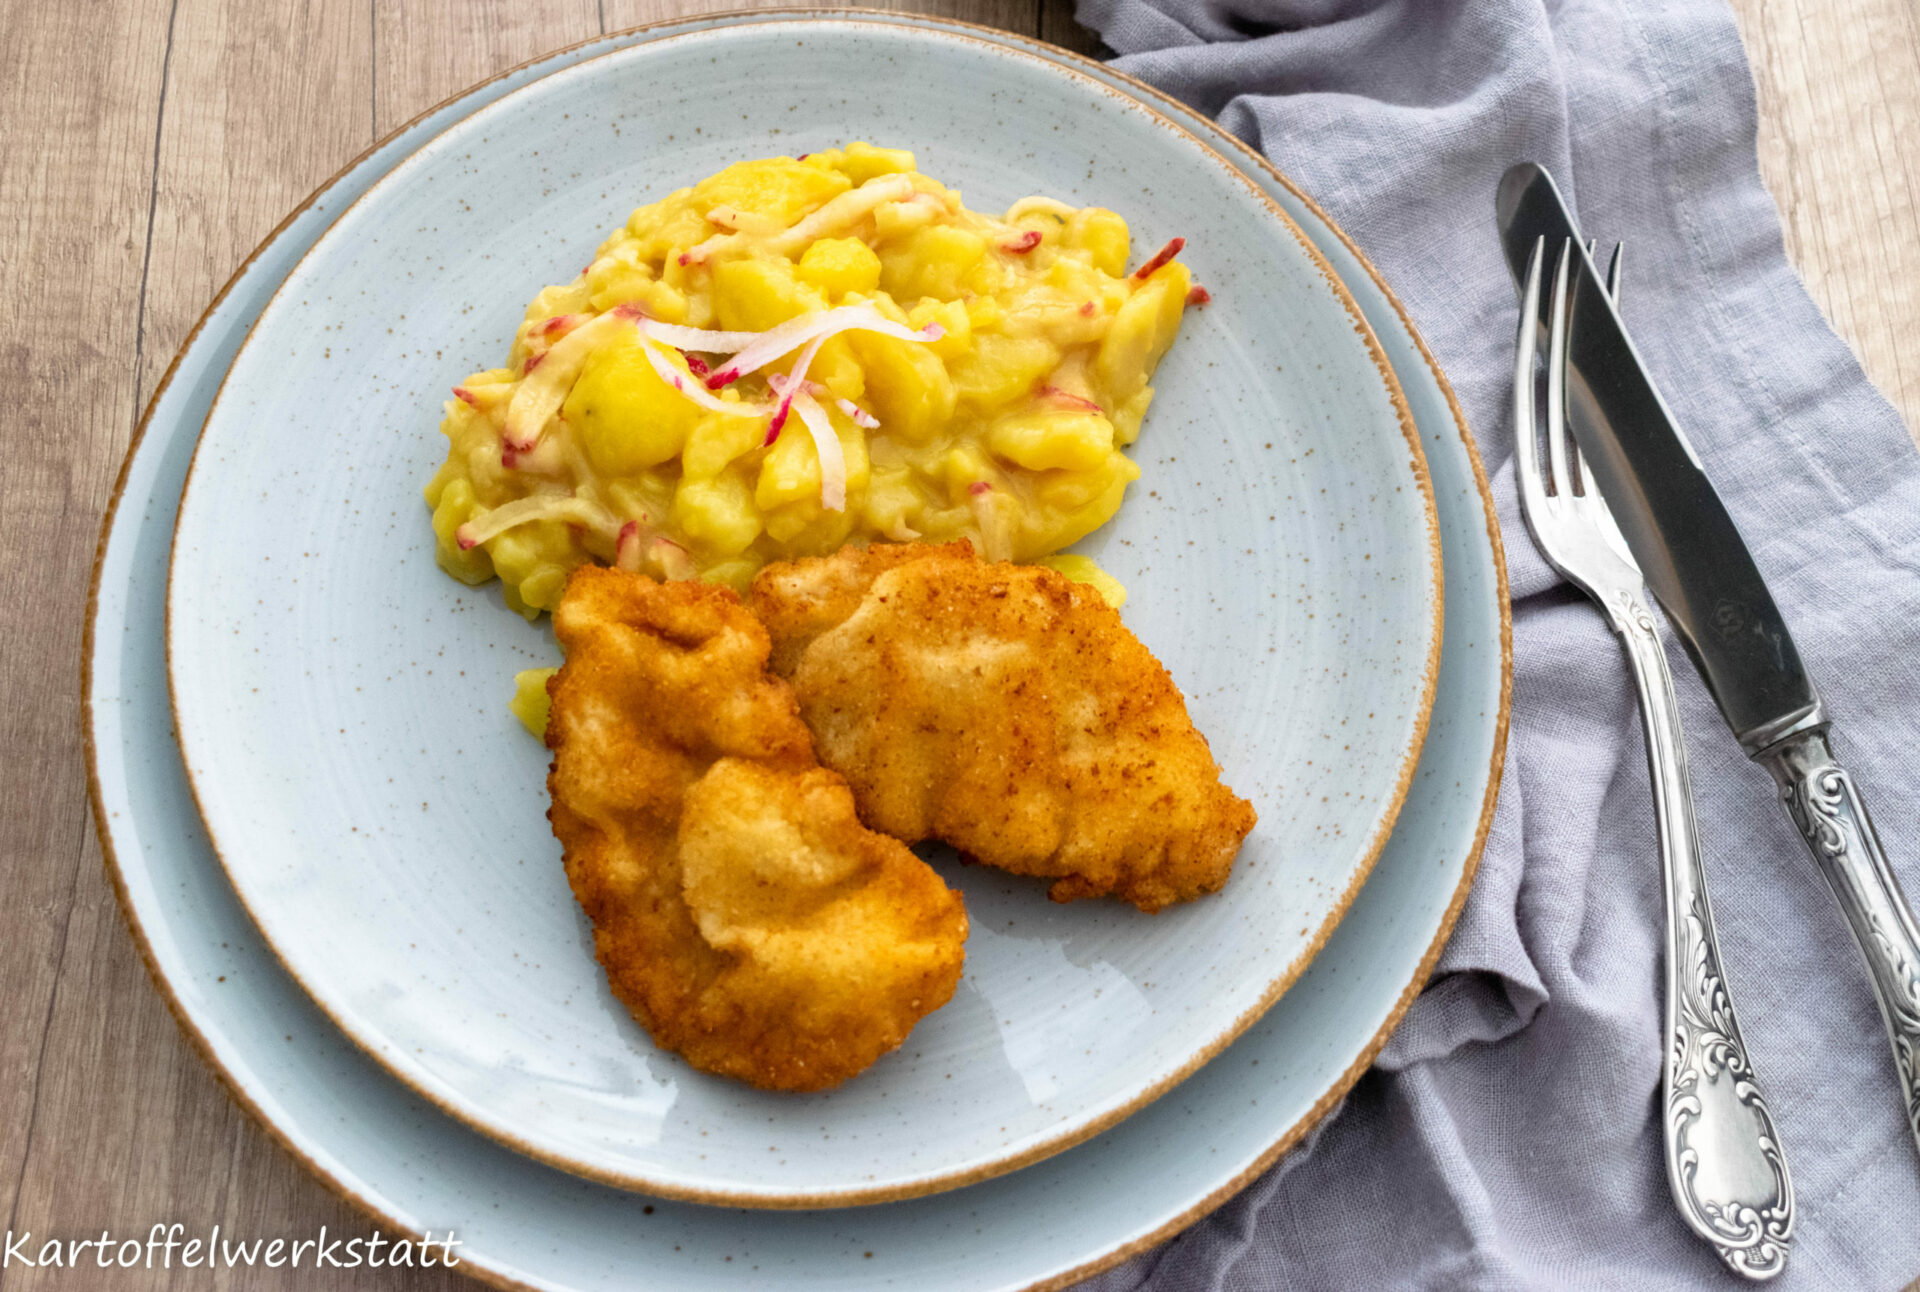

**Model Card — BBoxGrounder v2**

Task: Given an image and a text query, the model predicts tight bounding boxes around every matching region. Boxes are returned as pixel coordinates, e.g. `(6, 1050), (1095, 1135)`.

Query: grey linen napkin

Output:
(1069, 1), (1920, 1287)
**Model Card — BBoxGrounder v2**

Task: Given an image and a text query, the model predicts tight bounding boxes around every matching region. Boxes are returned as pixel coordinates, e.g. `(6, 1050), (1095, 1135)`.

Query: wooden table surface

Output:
(4, 2), (1915, 1288)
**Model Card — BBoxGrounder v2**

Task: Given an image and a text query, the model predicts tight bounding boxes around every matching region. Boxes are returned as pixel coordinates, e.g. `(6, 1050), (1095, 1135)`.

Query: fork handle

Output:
(1607, 590), (1794, 1279)
(1757, 730), (1920, 1161)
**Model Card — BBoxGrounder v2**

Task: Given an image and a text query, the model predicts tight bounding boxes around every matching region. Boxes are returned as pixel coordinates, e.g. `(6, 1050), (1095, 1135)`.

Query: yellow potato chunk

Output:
(510, 667), (557, 738)
(950, 332), (1060, 409)
(624, 191), (708, 264)
(835, 141), (918, 185)
(682, 409), (772, 482)
(1036, 554), (1128, 608)
(562, 332), (702, 475)
(988, 409), (1117, 473)
(1066, 208), (1131, 277)
(428, 477), (493, 584)
(1097, 261), (1191, 412)
(692, 158), (850, 225)
(1027, 453), (1141, 555)
(675, 472), (764, 556)
(880, 224), (988, 302)
(850, 331), (954, 443)
(907, 299), (971, 360)
(756, 427), (825, 511)
(713, 257), (828, 332)
(797, 237), (883, 298)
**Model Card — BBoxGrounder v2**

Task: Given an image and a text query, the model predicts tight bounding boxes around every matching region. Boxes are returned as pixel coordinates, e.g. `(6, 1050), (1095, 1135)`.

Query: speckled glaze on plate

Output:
(163, 20), (1441, 1207)
(91, 12), (1503, 1287)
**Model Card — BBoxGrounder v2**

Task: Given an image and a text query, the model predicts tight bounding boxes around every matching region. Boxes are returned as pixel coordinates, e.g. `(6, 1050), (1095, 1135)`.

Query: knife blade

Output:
(1495, 161), (1920, 1163)
(1496, 162), (1820, 752)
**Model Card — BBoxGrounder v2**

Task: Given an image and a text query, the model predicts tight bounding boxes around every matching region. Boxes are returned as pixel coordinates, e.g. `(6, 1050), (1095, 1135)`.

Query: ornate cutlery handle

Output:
(1609, 591), (1793, 1279)
(1758, 730), (1920, 1156)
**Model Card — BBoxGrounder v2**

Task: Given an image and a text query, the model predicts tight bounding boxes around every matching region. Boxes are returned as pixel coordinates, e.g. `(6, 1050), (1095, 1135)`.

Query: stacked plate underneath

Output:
(87, 15), (1508, 1291)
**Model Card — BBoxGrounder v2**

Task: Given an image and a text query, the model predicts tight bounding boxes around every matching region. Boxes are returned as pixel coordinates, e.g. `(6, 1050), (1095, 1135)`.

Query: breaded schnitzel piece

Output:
(546, 565), (966, 1091)
(751, 542), (1256, 913)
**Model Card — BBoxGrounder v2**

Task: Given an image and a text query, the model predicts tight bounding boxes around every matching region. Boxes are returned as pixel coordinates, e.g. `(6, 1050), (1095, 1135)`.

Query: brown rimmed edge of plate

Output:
(81, 7), (1510, 1285)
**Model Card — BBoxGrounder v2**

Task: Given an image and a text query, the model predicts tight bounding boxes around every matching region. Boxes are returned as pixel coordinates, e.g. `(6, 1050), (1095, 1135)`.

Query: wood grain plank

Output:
(0, 0), (459, 1287)
(1038, 0), (1111, 60)
(0, 0), (176, 1252)
(601, 0), (1039, 39)
(132, 0), (374, 411)
(373, 0), (601, 135)
(1729, 0), (1920, 439)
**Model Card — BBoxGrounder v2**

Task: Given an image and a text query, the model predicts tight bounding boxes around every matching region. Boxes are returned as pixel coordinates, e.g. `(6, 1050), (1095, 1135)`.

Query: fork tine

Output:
(1513, 237), (1547, 514)
(1579, 241), (1623, 501)
(1545, 239), (1574, 499)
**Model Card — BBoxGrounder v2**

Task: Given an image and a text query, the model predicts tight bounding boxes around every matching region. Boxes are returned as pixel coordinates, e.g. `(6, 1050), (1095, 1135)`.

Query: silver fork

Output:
(1515, 238), (1794, 1280)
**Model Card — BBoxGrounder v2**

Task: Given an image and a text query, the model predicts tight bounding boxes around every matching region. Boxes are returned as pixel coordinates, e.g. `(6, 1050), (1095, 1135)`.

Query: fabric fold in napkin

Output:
(1072, 1), (1920, 1287)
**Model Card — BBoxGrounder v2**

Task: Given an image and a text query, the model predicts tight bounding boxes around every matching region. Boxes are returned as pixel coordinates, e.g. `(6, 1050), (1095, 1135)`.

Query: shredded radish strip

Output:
(706, 306), (941, 390)
(502, 306), (640, 449)
(503, 304), (922, 454)
(649, 537), (696, 580)
(706, 205), (784, 236)
(684, 176), (923, 268)
(640, 340), (774, 418)
(763, 332), (832, 441)
(1133, 236), (1186, 280)
(790, 392), (848, 512)
(456, 495), (619, 550)
(968, 488), (1015, 561)
(1185, 285), (1212, 306)
(1001, 230), (1042, 254)
(771, 373), (881, 431)
(1038, 385), (1104, 413)
(835, 395), (879, 429)
(614, 521), (644, 571)
(638, 320), (762, 354)
(763, 174), (916, 256)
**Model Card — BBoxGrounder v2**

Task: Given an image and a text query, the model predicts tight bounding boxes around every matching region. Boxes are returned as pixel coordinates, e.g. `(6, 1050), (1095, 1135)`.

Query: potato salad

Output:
(424, 142), (1198, 615)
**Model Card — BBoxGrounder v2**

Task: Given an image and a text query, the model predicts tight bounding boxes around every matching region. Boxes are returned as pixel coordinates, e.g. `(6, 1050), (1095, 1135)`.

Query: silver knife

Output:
(1496, 163), (1920, 1165)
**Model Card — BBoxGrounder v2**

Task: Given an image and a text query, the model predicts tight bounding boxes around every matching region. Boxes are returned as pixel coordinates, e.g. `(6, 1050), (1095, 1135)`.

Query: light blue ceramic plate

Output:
(88, 13), (1506, 1288)
(163, 19), (1443, 1205)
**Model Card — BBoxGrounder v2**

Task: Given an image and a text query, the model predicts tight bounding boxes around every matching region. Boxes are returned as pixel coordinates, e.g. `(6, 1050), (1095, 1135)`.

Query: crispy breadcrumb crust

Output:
(546, 566), (966, 1091)
(752, 542), (1257, 912)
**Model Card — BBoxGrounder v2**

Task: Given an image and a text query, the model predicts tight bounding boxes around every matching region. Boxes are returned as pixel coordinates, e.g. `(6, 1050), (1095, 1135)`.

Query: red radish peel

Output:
(1132, 237), (1185, 280)
(1038, 385), (1104, 413)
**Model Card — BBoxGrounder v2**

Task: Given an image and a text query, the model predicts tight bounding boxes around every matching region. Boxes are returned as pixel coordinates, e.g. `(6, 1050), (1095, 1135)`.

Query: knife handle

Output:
(1610, 593), (1794, 1279)
(1758, 730), (1920, 1157)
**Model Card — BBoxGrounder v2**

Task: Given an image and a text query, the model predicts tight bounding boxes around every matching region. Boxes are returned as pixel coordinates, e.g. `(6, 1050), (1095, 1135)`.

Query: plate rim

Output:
(80, 11), (1509, 1284)
(158, 14), (1447, 1207)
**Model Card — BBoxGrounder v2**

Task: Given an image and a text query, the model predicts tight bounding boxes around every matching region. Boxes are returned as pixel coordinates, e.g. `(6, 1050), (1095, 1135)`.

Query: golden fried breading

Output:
(751, 542), (1256, 913)
(546, 565), (966, 1091)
